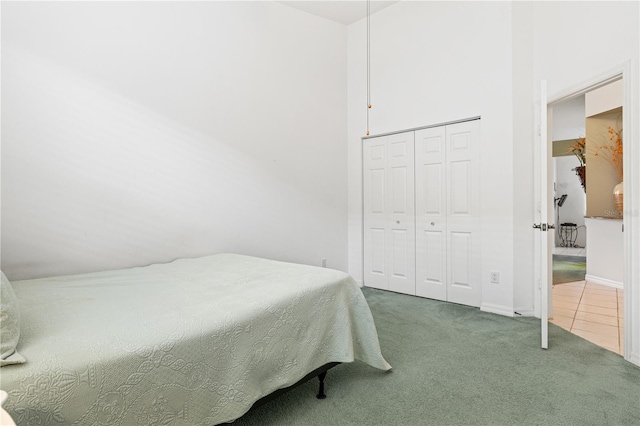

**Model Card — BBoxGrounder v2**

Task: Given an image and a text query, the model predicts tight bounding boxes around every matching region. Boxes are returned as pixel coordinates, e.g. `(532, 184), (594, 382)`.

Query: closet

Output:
(363, 119), (481, 307)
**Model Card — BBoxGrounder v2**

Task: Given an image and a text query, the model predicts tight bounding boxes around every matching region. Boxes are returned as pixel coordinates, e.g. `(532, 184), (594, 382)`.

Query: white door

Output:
(415, 126), (447, 301)
(538, 80), (554, 349)
(363, 132), (416, 294)
(363, 135), (390, 290)
(446, 121), (482, 307)
(387, 132), (416, 295)
(415, 121), (481, 307)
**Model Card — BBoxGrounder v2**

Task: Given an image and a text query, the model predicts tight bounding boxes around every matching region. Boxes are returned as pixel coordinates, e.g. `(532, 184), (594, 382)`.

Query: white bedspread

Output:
(2, 254), (390, 425)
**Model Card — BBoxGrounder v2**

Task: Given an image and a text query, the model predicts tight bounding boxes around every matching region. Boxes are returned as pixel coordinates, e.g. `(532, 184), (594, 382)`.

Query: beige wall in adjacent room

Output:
(585, 108), (623, 218)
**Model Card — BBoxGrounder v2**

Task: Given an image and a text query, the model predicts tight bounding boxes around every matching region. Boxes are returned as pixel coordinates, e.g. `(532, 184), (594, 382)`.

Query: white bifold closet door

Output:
(415, 120), (481, 307)
(363, 131), (416, 295)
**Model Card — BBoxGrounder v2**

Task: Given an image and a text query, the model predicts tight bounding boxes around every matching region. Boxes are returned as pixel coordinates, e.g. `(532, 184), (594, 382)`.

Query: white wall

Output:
(1, 2), (348, 280)
(585, 217), (623, 287)
(348, 1), (516, 315)
(552, 96), (586, 141)
(585, 79), (624, 118)
(511, 1), (535, 315)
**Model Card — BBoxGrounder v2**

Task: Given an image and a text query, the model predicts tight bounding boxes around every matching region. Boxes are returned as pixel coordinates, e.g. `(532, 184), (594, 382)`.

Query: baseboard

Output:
(513, 306), (535, 317)
(480, 303), (514, 317)
(627, 350), (640, 367)
(584, 274), (623, 289)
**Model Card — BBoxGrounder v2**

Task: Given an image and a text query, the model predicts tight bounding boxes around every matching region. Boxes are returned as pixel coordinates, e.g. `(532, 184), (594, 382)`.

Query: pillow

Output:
(1, 271), (26, 366)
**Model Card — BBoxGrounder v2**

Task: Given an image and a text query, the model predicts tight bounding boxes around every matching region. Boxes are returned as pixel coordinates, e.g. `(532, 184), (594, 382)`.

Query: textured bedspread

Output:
(2, 254), (391, 425)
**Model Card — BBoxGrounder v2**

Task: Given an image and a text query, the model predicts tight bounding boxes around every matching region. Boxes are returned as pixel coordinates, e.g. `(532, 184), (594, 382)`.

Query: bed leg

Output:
(316, 371), (327, 399)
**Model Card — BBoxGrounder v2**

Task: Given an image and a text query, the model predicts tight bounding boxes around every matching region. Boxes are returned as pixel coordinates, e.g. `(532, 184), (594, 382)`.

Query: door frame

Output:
(537, 61), (637, 365)
(361, 116), (480, 296)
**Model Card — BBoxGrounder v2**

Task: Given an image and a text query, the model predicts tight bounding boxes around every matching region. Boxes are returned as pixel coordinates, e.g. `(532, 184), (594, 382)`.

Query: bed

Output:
(0, 253), (391, 425)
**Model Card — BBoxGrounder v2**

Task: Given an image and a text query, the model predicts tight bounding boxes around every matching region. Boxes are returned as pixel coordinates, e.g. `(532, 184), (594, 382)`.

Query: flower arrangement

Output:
(568, 137), (587, 192)
(593, 126), (623, 182)
(568, 137), (586, 166)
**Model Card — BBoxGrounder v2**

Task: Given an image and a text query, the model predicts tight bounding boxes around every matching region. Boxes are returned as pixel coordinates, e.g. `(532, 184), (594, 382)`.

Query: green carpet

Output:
(234, 288), (640, 425)
(553, 254), (586, 284)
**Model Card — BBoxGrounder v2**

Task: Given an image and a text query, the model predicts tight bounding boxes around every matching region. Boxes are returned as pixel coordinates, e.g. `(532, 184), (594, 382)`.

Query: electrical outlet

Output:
(321, 258), (327, 268)
(491, 271), (500, 284)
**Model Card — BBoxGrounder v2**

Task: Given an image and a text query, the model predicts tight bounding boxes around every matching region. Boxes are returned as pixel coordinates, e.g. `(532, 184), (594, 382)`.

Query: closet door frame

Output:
(362, 117), (481, 305)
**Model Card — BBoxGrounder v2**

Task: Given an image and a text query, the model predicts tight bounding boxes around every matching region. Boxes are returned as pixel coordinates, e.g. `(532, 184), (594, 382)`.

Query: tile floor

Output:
(551, 246), (623, 355)
(553, 246), (586, 257)
(550, 281), (624, 355)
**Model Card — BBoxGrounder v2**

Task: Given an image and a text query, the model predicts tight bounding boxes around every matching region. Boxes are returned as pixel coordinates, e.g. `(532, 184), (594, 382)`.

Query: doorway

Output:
(544, 75), (629, 358)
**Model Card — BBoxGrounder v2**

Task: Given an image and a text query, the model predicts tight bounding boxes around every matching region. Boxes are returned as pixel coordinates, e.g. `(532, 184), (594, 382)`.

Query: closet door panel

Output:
(370, 228), (386, 274)
(450, 160), (471, 215)
(391, 229), (409, 277)
(424, 164), (443, 214)
(363, 136), (389, 290)
(416, 230), (446, 299)
(450, 231), (471, 287)
(387, 132), (415, 295)
(391, 167), (408, 213)
(415, 127), (446, 300)
(446, 121), (481, 307)
(370, 169), (386, 214)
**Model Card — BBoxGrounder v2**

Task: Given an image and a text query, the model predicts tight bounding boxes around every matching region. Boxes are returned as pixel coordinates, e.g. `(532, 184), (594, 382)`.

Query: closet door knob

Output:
(431, 222), (435, 226)
(396, 220), (400, 224)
